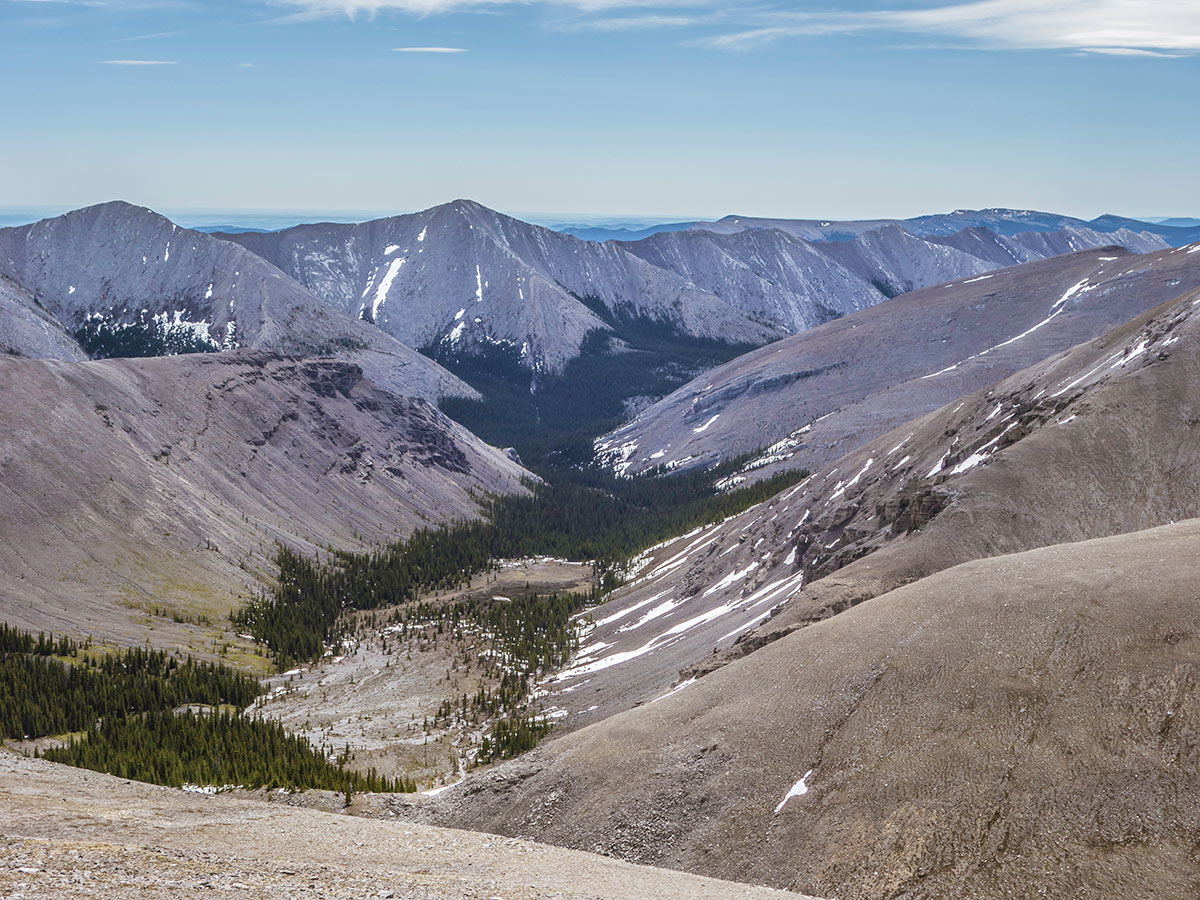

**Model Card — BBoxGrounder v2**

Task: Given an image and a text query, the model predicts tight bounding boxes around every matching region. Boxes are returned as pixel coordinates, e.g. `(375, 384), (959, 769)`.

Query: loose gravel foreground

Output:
(0, 754), (818, 900)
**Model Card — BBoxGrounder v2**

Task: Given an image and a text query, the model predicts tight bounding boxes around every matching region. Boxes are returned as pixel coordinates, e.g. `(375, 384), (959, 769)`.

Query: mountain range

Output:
(0, 202), (474, 403)
(5, 196), (1200, 900)
(559, 207), (1200, 247)
(218, 202), (1168, 370)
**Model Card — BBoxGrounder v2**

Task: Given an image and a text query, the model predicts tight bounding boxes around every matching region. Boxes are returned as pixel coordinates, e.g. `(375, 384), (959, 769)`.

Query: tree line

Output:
(42, 709), (412, 793)
(233, 461), (806, 671)
(2, 624), (414, 794)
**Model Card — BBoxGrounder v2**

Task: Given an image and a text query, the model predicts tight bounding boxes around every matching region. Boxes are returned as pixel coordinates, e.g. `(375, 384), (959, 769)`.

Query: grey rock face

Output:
(598, 242), (1200, 479)
(625, 227), (882, 331)
(628, 219), (1165, 335)
(221, 200), (783, 371)
(0, 274), (87, 361)
(224, 200), (1168, 374)
(816, 223), (994, 297)
(0, 202), (476, 402)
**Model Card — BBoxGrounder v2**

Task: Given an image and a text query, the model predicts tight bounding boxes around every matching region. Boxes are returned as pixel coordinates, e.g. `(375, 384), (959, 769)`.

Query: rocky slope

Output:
(0, 350), (527, 654)
(0, 274), (86, 361)
(0, 754), (818, 900)
(437, 520), (1200, 900)
(599, 242), (1200, 478)
(425, 283), (1200, 899)
(580, 279), (1200, 722)
(0, 202), (474, 403)
(220, 200), (783, 371)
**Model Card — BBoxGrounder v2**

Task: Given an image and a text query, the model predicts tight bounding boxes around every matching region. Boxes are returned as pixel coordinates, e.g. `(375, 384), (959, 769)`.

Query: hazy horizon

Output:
(0, 202), (1195, 235)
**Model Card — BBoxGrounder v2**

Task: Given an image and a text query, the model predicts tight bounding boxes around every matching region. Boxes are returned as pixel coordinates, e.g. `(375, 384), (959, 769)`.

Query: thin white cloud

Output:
(102, 58), (176, 64)
(697, 1), (1200, 55)
(1080, 47), (1182, 58)
(392, 45), (468, 51)
(271, 0), (706, 17)
(114, 30), (184, 41)
(553, 12), (713, 32)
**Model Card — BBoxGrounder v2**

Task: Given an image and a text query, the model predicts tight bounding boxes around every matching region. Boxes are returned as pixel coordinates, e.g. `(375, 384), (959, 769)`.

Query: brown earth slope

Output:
(0, 350), (527, 656)
(436, 520), (1200, 900)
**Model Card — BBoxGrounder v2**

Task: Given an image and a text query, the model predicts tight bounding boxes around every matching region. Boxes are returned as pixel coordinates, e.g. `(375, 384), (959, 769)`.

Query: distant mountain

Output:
(624, 227), (885, 332)
(218, 199), (783, 373)
(0, 350), (527, 650)
(0, 202), (475, 403)
(687, 207), (1198, 247)
(1087, 213), (1200, 245)
(550, 221), (696, 242)
(1155, 216), (1200, 228)
(191, 224), (274, 234)
(597, 241), (1200, 478)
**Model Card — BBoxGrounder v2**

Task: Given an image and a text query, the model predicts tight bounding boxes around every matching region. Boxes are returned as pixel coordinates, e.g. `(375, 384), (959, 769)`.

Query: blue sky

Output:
(2, 0), (1198, 220)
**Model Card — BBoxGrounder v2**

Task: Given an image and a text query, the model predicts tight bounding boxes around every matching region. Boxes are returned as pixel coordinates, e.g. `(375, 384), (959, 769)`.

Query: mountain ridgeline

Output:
(5, 197), (1200, 900)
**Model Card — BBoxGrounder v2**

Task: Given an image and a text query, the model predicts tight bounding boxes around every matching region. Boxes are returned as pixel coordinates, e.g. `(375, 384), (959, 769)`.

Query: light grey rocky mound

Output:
(0, 201), (475, 402)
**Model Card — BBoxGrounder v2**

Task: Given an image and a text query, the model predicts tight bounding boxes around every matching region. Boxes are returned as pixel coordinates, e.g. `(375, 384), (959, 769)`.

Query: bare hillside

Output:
(599, 243), (1200, 478)
(0, 351), (527, 656)
(530, 284), (1200, 732)
(436, 520), (1200, 900)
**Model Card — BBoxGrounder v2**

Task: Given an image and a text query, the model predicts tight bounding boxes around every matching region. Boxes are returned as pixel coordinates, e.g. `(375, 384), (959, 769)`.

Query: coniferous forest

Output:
(1, 624), (414, 793)
(43, 710), (412, 793)
(234, 459), (806, 670)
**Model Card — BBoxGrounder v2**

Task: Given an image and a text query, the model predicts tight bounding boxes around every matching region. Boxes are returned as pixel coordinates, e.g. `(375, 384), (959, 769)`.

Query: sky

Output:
(2, 0), (1199, 221)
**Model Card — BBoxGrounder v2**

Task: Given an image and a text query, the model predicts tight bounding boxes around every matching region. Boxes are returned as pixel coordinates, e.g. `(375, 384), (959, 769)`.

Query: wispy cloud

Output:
(102, 58), (176, 64)
(270, 0), (709, 17)
(552, 12), (715, 33)
(695, 1), (1200, 56)
(114, 30), (184, 41)
(1079, 47), (1183, 58)
(392, 45), (467, 51)
(260, 0), (1200, 57)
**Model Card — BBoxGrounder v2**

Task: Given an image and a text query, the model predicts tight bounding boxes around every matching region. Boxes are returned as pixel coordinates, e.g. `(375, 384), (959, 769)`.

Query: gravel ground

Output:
(0, 754), (817, 900)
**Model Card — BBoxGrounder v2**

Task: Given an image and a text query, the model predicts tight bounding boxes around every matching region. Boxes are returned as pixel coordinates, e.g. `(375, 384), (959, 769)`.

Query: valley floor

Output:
(0, 753), (818, 900)
(257, 558), (594, 787)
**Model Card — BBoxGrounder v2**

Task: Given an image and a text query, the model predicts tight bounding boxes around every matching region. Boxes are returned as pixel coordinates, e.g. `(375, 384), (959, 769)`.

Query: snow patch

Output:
(774, 770), (813, 813)
(372, 256), (406, 320)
